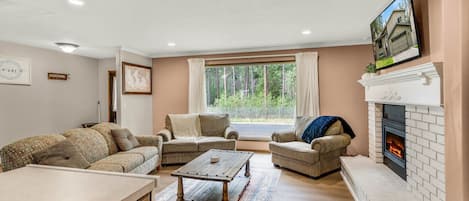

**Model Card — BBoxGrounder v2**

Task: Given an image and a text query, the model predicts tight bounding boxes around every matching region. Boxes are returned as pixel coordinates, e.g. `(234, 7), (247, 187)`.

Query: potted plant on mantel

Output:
(361, 63), (378, 79)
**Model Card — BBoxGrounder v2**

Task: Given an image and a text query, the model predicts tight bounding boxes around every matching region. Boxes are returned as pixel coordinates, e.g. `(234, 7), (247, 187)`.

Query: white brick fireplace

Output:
(341, 62), (445, 201)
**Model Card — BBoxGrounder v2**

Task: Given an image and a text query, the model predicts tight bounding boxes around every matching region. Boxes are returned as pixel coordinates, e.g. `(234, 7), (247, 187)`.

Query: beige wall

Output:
(98, 58), (116, 122)
(153, 45), (374, 155)
(0, 41), (99, 147)
(117, 50), (153, 135)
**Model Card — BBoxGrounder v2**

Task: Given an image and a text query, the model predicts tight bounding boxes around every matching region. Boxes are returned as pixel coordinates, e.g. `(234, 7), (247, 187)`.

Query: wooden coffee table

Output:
(171, 149), (254, 201)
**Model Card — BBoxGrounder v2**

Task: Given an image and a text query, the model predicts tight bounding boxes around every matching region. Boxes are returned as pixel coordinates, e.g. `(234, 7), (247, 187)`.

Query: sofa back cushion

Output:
(168, 114), (202, 138)
(199, 114), (230, 137)
(32, 139), (91, 169)
(91, 122), (121, 155)
(63, 128), (109, 164)
(0, 134), (66, 171)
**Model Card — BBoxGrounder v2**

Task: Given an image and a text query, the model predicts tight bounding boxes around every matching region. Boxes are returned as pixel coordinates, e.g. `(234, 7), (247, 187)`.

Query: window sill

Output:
(238, 136), (272, 142)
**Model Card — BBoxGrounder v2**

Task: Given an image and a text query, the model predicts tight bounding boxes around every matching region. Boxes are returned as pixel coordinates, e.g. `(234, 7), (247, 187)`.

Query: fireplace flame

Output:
(386, 136), (405, 159)
(389, 144), (403, 158)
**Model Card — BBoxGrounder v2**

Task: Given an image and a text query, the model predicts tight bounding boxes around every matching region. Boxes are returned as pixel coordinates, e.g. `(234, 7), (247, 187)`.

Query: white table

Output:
(0, 165), (158, 201)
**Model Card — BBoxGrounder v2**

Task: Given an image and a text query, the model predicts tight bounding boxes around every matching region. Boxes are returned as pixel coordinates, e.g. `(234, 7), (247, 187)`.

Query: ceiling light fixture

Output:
(302, 30), (312, 35)
(55, 42), (79, 53)
(68, 0), (85, 6)
(167, 42), (176, 47)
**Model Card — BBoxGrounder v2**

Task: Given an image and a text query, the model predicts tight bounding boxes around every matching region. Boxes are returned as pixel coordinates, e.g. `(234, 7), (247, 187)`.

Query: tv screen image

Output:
(370, 0), (421, 69)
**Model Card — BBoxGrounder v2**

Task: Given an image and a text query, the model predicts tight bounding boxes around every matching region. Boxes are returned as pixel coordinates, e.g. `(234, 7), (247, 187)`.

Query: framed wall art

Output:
(122, 62), (152, 94)
(0, 56), (32, 85)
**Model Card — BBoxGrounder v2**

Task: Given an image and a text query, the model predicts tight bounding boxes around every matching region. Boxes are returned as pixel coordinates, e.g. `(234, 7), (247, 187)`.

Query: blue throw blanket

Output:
(301, 116), (356, 144)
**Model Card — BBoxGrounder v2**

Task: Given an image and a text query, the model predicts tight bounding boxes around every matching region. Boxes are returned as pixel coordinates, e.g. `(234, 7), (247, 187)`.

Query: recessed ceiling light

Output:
(68, 0), (85, 6)
(167, 42), (176, 47)
(55, 42), (79, 53)
(302, 30), (312, 35)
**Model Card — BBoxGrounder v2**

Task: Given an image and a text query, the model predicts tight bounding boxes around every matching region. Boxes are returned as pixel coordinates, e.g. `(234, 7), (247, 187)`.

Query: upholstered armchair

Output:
(269, 117), (352, 178)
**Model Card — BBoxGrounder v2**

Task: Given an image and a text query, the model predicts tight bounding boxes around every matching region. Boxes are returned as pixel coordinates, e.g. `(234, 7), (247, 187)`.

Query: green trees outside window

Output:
(205, 63), (296, 124)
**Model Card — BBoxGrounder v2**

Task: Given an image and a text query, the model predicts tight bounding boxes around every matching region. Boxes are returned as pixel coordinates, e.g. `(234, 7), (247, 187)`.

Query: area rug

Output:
(155, 168), (281, 201)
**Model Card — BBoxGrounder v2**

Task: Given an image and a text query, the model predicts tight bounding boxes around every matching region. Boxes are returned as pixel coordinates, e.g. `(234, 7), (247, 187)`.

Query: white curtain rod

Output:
(204, 53), (296, 61)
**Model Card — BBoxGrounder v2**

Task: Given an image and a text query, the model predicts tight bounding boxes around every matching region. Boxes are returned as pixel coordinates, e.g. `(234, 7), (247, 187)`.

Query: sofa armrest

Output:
(156, 129), (172, 142)
(135, 135), (163, 166)
(271, 130), (297, 143)
(224, 126), (239, 140)
(311, 134), (351, 153)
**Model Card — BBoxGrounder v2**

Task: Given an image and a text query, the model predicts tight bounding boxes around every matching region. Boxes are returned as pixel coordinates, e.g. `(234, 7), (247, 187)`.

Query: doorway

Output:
(108, 70), (117, 123)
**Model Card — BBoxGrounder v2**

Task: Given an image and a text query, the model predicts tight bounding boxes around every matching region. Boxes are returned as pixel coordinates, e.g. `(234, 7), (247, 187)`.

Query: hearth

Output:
(382, 104), (406, 180)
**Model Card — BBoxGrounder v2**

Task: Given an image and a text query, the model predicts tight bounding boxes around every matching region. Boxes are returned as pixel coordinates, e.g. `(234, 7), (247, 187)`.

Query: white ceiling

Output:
(0, 0), (392, 59)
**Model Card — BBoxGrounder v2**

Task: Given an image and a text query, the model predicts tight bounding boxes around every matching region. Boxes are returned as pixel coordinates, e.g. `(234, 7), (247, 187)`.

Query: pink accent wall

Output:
(152, 45), (374, 155)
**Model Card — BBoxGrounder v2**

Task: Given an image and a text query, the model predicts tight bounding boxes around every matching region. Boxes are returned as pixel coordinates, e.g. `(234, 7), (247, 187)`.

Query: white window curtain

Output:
(188, 58), (207, 113)
(295, 52), (320, 117)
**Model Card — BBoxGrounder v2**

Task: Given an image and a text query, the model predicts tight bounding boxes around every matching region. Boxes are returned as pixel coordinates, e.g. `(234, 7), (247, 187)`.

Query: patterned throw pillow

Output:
(111, 129), (140, 151)
(32, 140), (90, 169)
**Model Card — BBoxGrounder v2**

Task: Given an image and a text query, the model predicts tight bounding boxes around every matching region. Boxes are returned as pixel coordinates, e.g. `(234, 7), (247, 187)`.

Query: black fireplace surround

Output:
(382, 104), (406, 180)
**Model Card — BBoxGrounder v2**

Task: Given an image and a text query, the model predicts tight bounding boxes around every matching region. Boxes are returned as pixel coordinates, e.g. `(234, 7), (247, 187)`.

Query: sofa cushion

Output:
(199, 114), (230, 137)
(168, 114), (202, 138)
(295, 116), (316, 141)
(163, 138), (198, 153)
(111, 129), (140, 151)
(63, 128), (109, 164)
(90, 153), (144, 173)
(32, 140), (90, 169)
(91, 123), (121, 155)
(197, 137), (236, 152)
(0, 134), (66, 171)
(119, 146), (158, 161)
(269, 141), (319, 164)
(88, 163), (125, 173)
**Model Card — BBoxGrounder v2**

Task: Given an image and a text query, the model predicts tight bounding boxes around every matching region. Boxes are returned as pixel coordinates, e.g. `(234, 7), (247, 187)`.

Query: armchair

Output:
(269, 118), (351, 178)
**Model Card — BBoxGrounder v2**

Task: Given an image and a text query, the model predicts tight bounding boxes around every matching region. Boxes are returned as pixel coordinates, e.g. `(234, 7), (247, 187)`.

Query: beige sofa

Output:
(269, 118), (352, 178)
(156, 114), (239, 165)
(0, 123), (162, 174)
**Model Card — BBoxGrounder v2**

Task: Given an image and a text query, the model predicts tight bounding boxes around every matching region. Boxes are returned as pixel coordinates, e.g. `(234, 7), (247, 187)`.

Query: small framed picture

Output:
(122, 62), (152, 94)
(48, 73), (68, 80)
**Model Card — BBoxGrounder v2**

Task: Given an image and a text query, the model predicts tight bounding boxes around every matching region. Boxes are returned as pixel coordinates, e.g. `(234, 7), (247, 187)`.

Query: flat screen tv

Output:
(370, 0), (421, 70)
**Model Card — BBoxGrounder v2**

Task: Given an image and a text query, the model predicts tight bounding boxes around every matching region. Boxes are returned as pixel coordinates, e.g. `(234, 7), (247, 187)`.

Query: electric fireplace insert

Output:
(382, 104), (406, 180)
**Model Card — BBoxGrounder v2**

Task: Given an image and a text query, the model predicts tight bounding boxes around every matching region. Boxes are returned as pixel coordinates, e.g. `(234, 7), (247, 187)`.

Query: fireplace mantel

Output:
(358, 62), (443, 106)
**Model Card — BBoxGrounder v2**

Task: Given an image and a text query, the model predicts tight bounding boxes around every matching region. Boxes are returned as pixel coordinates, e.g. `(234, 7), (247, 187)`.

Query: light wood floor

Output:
(155, 152), (354, 201)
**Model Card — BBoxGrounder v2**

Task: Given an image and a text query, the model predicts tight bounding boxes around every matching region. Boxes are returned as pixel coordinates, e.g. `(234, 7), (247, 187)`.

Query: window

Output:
(205, 62), (296, 139)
